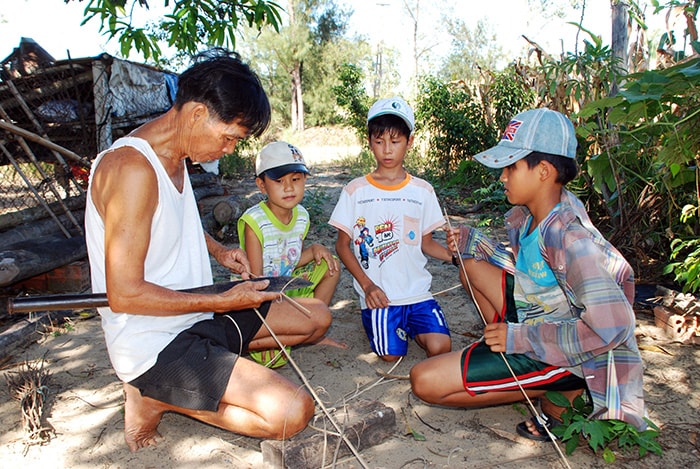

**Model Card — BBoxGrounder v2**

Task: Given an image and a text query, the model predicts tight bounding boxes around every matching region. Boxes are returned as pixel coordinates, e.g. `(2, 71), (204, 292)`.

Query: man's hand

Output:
(484, 322), (508, 353)
(215, 279), (280, 312)
(217, 247), (252, 279)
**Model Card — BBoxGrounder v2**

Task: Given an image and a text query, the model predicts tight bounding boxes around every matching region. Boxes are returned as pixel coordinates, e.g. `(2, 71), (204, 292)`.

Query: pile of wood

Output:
(0, 197), (85, 289)
(0, 170), (250, 292)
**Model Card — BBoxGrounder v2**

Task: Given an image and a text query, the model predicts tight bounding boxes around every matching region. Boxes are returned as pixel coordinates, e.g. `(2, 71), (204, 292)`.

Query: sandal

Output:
(516, 413), (561, 442)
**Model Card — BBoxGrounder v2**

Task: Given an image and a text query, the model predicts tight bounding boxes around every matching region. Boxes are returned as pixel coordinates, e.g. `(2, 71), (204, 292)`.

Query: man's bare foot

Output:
(123, 383), (166, 451)
(314, 335), (349, 349)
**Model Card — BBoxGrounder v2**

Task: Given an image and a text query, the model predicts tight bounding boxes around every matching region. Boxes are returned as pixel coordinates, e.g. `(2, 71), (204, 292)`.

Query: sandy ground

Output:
(1, 161), (699, 468)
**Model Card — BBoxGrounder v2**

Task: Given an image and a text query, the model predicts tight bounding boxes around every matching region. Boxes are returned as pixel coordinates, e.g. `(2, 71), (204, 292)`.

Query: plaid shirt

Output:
(459, 189), (646, 429)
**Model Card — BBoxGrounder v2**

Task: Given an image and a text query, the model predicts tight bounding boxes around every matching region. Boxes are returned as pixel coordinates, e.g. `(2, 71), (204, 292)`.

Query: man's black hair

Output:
(174, 48), (270, 137)
(523, 151), (579, 184)
(367, 114), (411, 140)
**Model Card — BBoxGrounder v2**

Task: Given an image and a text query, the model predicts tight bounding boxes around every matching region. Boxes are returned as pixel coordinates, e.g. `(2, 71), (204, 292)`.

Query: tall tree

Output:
(439, 18), (506, 82)
(240, 0), (355, 130)
(287, 2), (308, 132)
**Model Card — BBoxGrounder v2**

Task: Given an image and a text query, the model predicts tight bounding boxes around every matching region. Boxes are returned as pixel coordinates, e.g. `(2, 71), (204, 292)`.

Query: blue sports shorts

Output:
(361, 298), (450, 357)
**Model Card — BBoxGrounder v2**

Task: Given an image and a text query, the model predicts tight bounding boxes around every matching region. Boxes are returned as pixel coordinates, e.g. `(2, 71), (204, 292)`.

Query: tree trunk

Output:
(291, 62), (304, 132)
(611, 0), (630, 95)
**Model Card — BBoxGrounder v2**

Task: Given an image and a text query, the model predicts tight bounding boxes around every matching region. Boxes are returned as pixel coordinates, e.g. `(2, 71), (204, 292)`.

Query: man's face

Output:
(187, 113), (250, 163)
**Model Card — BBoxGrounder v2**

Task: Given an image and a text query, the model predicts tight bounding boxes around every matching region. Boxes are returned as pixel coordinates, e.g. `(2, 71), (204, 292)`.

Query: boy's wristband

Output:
(452, 254), (460, 267)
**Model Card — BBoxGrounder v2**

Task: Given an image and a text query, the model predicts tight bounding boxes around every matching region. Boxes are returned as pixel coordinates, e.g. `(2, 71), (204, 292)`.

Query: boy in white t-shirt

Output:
(329, 97), (458, 362)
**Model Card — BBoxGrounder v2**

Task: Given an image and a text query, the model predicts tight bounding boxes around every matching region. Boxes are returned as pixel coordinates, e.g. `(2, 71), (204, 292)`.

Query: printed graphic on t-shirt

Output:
(353, 215), (401, 269)
(263, 234), (303, 277)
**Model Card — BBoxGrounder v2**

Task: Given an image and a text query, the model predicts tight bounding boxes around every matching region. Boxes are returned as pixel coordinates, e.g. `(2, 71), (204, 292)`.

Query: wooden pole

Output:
(5, 79), (86, 194)
(0, 119), (89, 166)
(0, 142), (71, 238)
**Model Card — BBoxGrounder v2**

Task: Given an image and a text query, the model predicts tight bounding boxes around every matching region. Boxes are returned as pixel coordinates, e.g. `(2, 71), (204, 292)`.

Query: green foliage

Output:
(218, 139), (258, 177)
(414, 76), (497, 176)
(580, 57), (700, 289)
(664, 204), (700, 293)
(546, 391), (662, 462)
(332, 63), (371, 140)
(538, 26), (624, 113)
(438, 17), (505, 83)
(76, 0), (283, 61)
(335, 148), (375, 178)
(486, 66), (537, 132)
(219, 152), (254, 177)
(302, 34), (372, 127)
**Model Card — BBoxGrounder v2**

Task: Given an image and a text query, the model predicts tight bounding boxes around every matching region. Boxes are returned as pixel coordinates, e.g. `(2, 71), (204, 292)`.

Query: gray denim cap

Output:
(473, 108), (577, 168)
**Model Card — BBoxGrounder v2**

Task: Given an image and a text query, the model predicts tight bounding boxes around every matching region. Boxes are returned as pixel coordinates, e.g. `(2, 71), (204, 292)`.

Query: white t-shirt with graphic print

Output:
(329, 173), (445, 309)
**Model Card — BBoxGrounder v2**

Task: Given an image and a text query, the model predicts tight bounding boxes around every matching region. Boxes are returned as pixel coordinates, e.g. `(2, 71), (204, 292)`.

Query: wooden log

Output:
(193, 183), (225, 201)
(653, 305), (687, 339)
(212, 195), (242, 225)
(200, 213), (219, 237)
(0, 195), (85, 232)
(197, 195), (247, 238)
(0, 311), (76, 357)
(189, 172), (218, 188)
(261, 399), (396, 469)
(0, 210), (84, 246)
(0, 235), (86, 287)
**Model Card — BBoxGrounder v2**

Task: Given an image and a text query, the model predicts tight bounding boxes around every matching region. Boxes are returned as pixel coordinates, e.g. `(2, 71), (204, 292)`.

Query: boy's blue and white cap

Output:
(256, 141), (309, 179)
(367, 96), (415, 133)
(474, 108), (577, 168)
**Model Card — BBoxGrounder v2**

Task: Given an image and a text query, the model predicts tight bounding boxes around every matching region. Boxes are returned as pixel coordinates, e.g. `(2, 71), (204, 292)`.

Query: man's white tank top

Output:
(85, 137), (213, 382)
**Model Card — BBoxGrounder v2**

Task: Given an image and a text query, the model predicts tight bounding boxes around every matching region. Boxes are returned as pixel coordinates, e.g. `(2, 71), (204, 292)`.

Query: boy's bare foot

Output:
(314, 335), (349, 349)
(123, 383), (166, 451)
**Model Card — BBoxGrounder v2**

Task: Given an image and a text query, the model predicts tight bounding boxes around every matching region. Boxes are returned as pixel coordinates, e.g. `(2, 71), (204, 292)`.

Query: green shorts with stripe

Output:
(460, 271), (585, 395)
(285, 257), (332, 298)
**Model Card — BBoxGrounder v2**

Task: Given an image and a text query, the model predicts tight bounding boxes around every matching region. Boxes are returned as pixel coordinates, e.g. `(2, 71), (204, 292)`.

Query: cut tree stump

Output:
(261, 399), (396, 469)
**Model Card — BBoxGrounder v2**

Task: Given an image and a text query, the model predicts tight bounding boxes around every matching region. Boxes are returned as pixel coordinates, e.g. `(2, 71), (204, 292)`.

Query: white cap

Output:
(255, 141), (309, 178)
(473, 108), (577, 168)
(367, 96), (415, 133)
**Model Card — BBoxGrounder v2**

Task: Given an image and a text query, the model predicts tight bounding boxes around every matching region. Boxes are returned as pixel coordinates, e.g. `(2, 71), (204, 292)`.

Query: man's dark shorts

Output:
(461, 272), (585, 395)
(129, 302), (271, 412)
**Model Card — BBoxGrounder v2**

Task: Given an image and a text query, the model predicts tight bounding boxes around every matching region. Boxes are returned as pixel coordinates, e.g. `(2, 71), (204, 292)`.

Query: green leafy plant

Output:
(664, 204), (700, 292)
(414, 76), (497, 177)
(579, 57), (700, 288)
(545, 391), (662, 463)
(332, 63), (371, 141)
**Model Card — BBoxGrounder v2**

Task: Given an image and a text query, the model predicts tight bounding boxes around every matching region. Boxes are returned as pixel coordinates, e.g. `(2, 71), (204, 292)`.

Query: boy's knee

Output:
(322, 268), (340, 285)
(309, 301), (332, 331)
(426, 340), (451, 357)
(379, 354), (401, 363)
(409, 363), (433, 401)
